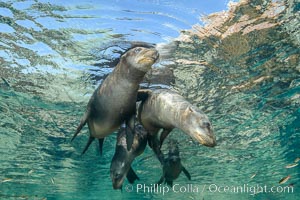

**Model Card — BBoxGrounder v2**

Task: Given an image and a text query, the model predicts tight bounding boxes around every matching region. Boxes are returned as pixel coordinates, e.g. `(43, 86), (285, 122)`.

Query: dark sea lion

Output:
(137, 88), (216, 163)
(72, 46), (159, 154)
(110, 118), (148, 190)
(157, 140), (191, 186)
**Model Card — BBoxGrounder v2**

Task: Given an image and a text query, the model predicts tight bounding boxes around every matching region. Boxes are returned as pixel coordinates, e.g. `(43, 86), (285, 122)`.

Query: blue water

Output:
(0, 0), (299, 199)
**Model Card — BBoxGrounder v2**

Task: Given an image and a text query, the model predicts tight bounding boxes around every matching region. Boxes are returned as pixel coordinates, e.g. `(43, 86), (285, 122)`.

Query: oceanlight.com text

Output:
(208, 183), (293, 195)
(124, 183), (294, 196)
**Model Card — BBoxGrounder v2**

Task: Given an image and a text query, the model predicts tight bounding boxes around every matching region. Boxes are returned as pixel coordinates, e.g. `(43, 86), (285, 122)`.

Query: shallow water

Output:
(0, 0), (299, 200)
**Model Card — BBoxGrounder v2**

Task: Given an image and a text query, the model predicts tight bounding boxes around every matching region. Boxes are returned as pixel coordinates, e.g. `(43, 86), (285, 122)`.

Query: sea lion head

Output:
(110, 148), (129, 190)
(167, 140), (181, 163)
(184, 106), (216, 147)
(122, 47), (159, 72)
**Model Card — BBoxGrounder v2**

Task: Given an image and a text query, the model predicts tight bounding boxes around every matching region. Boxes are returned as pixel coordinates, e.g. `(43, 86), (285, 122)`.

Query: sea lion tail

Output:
(126, 167), (140, 183)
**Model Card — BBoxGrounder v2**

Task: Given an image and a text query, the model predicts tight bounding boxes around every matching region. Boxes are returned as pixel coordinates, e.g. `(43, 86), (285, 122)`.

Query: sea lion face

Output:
(169, 155), (180, 163)
(185, 106), (216, 147)
(168, 141), (180, 162)
(110, 154), (129, 189)
(110, 161), (129, 189)
(122, 47), (159, 72)
(168, 140), (179, 156)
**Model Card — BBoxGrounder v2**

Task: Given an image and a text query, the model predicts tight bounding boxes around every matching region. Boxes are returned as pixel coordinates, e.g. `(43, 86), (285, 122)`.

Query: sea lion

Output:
(110, 118), (148, 190)
(157, 140), (191, 186)
(72, 46), (159, 154)
(137, 88), (216, 163)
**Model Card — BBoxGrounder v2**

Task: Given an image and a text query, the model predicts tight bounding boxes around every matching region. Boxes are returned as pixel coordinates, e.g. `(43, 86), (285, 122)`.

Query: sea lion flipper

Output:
(159, 129), (171, 147)
(125, 116), (135, 151)
(166, 180), (173, 187)
(125, 129), (134, 151)
(182, 166), (191, 180)
(98, 138), (104, 156)
(148, 135), (164, 165)
(137, 89), (152, 102)
(82, 136), (95, 155)
(71, 107), (91, 142)
(71, 118), (87, 142)
(157, 176), (164, 185)
(126, 167), (139, 183)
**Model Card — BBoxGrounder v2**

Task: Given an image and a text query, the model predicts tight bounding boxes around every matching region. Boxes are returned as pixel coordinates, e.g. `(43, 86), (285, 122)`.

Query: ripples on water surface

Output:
(0, 0), (299, 199)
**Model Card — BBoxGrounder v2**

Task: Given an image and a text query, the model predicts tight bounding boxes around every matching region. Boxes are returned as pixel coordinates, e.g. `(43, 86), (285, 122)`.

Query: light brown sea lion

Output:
(72, 46), (159, 154)
(137, 88), (216, 163)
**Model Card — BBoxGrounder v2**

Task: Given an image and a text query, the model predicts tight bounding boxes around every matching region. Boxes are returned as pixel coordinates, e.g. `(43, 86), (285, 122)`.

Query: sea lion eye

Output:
(203, 122), (211, 129)
(114, 172), (121, 179)
(134, 48), (142, 53)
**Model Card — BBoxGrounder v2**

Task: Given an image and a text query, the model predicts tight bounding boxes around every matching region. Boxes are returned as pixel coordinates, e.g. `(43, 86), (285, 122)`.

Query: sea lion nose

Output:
(207, 134), (217, 147)
(146, 48), (159, 60)
(210, 137), (217, 147)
